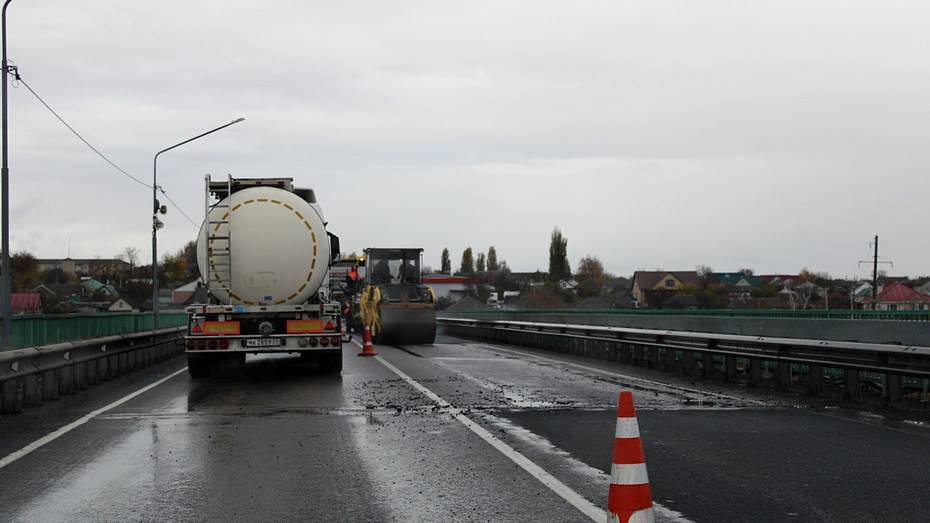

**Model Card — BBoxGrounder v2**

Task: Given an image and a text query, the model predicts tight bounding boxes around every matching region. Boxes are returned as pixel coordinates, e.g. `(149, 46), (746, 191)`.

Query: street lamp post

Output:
(151, 117), (244, 328)
(1, 0), (14, 349)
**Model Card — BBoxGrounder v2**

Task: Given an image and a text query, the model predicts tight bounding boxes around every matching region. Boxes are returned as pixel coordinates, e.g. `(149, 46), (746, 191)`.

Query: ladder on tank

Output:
(204, 174), (234, 303)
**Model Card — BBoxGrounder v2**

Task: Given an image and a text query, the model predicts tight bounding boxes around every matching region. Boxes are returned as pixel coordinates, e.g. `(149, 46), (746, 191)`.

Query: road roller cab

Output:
(359, 248), (437, 345)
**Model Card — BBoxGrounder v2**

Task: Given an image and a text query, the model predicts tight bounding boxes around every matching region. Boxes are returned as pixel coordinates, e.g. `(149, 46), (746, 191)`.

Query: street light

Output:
(1, 0), (14, 349)
(151, 117), (244, 328)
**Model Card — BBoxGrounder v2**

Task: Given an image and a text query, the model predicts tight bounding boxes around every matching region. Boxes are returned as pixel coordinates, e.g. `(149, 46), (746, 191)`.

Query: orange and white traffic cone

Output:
(358, 326), (378, 357)
(606, 391), (655, 523)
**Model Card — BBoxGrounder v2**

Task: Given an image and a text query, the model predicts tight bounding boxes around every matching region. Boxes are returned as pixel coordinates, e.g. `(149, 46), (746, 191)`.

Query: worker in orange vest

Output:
(346, 266), (360, 295)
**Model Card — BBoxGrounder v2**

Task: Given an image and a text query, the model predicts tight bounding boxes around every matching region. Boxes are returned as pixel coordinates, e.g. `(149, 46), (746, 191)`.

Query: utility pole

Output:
(872, 235), (878, 301)
(1, 0), (14, 349)
(858, 235), (892, 308)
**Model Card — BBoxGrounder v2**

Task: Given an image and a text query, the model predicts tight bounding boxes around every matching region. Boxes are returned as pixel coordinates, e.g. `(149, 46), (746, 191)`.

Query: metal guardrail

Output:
(4, 312), (188, 349)
(440, 308), (930, 321)
(439, 318), (930, 402)
(0, 326), (185, 414)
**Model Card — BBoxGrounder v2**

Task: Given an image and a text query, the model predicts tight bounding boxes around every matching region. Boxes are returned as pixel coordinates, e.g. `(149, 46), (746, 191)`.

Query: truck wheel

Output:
(318, 352), (343, 374)
(187, 356), (211, 378)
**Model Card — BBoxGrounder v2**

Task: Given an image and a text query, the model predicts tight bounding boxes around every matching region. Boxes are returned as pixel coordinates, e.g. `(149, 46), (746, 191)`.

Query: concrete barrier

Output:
(0, 327), (184, 414)
(441, 318), (930, 405)
(440, 311), (930, 346)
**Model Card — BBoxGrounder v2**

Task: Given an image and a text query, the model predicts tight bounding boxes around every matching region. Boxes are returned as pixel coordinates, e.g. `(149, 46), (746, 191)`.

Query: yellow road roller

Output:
(359, 248), (436, 345)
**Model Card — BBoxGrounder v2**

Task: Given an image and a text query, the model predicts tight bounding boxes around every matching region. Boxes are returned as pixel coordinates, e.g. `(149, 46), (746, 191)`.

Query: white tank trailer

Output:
(183, 176), (343, 377)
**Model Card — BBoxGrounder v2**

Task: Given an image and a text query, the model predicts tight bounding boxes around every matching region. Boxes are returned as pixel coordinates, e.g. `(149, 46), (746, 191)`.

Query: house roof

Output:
(863, 282), (930, 304)
(632, 271), (699, 289)
(712, 272), (763, 287)
(173, 280), (200, 293)
(12, 293), (41, 313)
(760, 274), (799, 283)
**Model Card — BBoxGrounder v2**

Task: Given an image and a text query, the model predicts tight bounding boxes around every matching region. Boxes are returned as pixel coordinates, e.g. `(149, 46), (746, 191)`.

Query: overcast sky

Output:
(4, 1), (930, 278)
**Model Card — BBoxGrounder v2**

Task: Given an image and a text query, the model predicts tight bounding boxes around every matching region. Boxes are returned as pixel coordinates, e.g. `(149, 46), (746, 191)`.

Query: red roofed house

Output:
(862, 282), (930, 311)
(12, 292), (42, 314)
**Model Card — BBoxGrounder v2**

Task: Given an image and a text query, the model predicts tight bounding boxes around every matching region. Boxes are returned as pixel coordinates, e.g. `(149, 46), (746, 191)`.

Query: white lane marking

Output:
(476, 342), (768, 406)
(0, 367), (189, 470)
(482, 413), (695, 523)
(355, 341), (604, 522)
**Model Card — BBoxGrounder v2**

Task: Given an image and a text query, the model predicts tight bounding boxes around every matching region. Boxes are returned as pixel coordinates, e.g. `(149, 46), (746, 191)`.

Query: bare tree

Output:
(119, 246), (140, 278)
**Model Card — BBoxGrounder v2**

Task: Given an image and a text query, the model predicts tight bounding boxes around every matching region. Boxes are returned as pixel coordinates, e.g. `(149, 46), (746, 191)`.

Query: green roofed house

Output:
(712, 272), (763, 299)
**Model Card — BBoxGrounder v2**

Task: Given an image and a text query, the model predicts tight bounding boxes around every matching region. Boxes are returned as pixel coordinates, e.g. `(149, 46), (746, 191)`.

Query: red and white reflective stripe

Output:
(610, 463), (650, 486)
(614, 417), (640, 439)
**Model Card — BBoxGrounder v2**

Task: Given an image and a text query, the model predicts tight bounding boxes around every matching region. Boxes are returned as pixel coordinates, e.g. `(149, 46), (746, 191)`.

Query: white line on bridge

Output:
(0, 367), (189, 471)
(354, 340), (605, 522)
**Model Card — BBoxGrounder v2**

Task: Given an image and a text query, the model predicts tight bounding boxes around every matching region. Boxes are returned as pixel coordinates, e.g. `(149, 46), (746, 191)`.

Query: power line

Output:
(13, 73), (199, 228)
(159, 188), (197, 226)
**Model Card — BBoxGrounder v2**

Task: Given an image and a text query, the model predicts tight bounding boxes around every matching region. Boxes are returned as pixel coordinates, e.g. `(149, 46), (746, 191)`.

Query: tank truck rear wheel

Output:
(187, 356), (211, 379)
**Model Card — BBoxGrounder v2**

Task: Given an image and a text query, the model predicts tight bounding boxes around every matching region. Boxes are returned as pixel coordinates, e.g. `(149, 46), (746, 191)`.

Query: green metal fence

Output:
(5, 312), (188, 349)
(441, 308), (930, 321)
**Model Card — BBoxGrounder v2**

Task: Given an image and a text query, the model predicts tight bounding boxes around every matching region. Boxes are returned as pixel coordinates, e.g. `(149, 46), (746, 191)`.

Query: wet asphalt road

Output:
(1, 333), (929, 522)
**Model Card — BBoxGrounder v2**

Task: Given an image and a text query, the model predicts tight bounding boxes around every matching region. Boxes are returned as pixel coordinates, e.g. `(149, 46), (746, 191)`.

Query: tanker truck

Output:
(183, 175), (343, 378)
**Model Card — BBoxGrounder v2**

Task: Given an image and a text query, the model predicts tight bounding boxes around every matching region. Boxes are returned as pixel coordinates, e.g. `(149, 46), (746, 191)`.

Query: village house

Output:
(630, 271), (699, 304)
(862, 282), (930, 311)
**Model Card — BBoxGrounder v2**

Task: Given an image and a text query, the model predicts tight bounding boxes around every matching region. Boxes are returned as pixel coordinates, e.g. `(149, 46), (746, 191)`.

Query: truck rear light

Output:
(297, 337), (308, 347)
(320, 337), (330, 347)
(191, 323), (203, 334)
(208, 339), (218, 350)
(196, 339), (207, 349)
(331, 336), (341, 347)
(201, 321), (241, 335)
(287, 319), (324, 334)
(308, 337), (318, 347)
(186, 339), (194, 350)
(219, 339), (230, 350)
(324, 321), (334, 331)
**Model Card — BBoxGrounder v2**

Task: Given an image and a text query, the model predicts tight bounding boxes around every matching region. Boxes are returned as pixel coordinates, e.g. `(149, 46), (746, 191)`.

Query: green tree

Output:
(548, 227), (571, 281)
(476, 252), (486, 272)
(460, 247), (475, 275)
(181, 240), (198, 281)
(11, 251), (40, 292)
(575, 255), (607, 298)
(161, 252), (188, 284)
(441, 248), (451, 274)
(487, 246), (499, 272)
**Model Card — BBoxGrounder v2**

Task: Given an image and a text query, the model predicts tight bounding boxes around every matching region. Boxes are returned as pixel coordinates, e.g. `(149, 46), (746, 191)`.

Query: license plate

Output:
(244, 338), (283, 348)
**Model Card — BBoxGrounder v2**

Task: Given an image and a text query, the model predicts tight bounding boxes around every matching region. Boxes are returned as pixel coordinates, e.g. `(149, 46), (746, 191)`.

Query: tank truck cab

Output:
(183, 175), (343, 378)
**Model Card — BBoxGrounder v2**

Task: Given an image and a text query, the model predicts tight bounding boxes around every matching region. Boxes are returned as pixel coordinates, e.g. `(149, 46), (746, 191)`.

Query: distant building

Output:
(712, 272), (762, 298)
(35, 258), (130, 277)
(172, 281), (200, 305)
(11, 293), (41, 314)
(862, 282), (930, 311)
(107, 298), (137, 313)
(760, 274), (800, 287)
(630, 271), (699, 304)
(422, 275), (469, 302)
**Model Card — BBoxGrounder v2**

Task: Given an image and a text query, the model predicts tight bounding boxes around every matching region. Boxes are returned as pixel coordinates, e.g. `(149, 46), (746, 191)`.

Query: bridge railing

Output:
(4, 312), (188, 349)
(440, 308), (930, 321)
(0, 326), (185, 414)
(439, 317), (930, 403)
